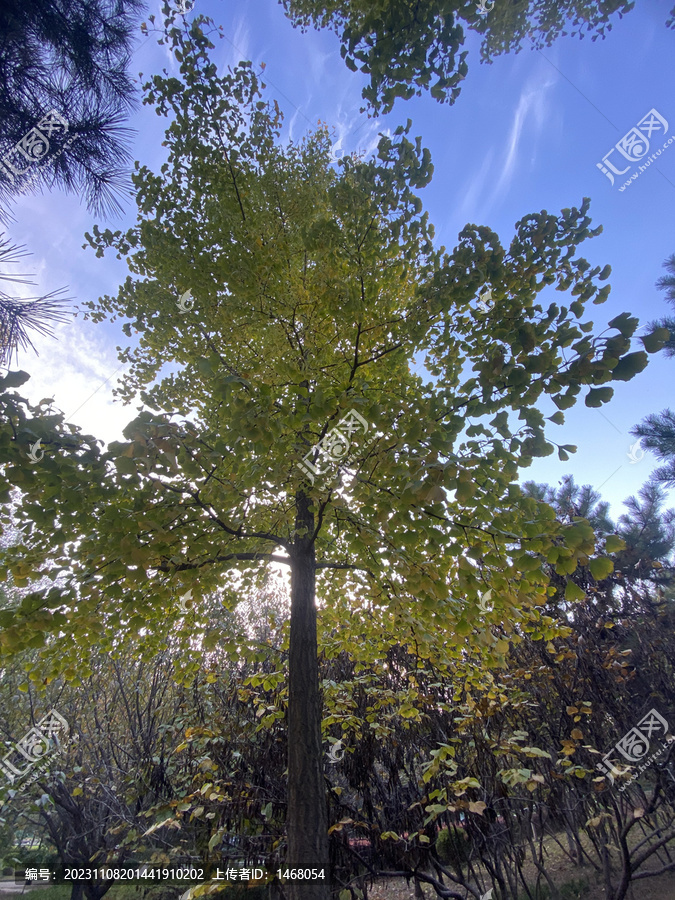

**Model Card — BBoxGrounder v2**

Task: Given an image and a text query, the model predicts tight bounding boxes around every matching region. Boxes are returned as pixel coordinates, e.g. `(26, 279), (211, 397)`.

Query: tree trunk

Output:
(84, 881), (114, 900)
(287, 490), (330, 900)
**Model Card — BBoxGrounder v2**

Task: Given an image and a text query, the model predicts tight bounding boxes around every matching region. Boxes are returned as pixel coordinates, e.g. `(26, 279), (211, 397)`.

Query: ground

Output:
(3, 838), (675, 900)
(365, 832), (675, 900)
(362, 826), (675, 899)
(367, 868), (675, 900)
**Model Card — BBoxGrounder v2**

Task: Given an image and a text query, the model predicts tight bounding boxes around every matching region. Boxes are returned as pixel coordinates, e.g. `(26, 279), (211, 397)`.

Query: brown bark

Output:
(287, 489), (330, 900)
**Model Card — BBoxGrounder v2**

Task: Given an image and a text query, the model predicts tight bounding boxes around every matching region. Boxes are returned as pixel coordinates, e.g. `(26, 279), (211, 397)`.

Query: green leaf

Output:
(203, 632), (220, 650)
(553, 392), (578, 410)
(604, 535), (626, 554)
(641, 327), (670, 353)
(522, 747), (552, 759)
(585, 387), (614, 407)
(607, 313), (638, 336)
(565, 581), (586, 602)
(589, 557), (613, 580)
(208, 830), (225, 852)
(0, 371), (31, 389)
(611, 351), (648, 381)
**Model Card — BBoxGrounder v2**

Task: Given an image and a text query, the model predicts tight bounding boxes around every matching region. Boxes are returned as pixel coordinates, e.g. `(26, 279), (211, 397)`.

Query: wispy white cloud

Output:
(220, 14), (251, 74)
(286, 107), (306, 145)
(454, 147), (496, 224)
(326, 112), (383, 163)
(452, 69), (557, 227)
(305, 43), (333, 89)
(490, 74), (556, 202)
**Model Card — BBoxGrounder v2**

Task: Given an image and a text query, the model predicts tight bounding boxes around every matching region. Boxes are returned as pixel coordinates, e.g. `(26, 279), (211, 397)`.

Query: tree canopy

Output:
(1, 15), (664, 664)
(0, 12), (672, 900)
(279, 0), (674, 114)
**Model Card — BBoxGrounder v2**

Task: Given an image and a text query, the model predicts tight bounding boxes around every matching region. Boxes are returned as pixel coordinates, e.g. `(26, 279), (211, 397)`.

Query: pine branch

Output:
(0, 233), (72, 366)
(0, 293), (71, 367)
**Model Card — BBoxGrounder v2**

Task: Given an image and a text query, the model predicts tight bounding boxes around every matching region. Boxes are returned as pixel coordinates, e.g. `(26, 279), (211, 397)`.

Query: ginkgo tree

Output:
(280, 0), (646, 114)
(0, 14), (668, 900)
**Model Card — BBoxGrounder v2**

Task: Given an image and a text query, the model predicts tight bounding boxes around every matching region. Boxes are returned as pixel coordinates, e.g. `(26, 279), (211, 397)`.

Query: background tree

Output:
(3, 463), (674, 900)
(279, 0), (673, 114)
(0, 0), (147, 367)
(505, 478), (675, 900)
(652, 253), (675, 358)
(0, 0), (143, 219)
(0, 576), (295, 892)
(317, 474), (675, 898)
(0, 13), (668, 900)
(523, 474), (614, 534)
(633, 252), (675, 488)
(0, 648), (190, 900)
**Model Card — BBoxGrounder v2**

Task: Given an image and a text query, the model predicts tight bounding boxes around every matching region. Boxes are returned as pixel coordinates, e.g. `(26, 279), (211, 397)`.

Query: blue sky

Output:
(4, 0), (675, 518)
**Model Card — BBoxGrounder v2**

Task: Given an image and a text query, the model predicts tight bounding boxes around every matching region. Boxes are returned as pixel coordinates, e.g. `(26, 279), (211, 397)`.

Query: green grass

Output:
(0, 886), (269, 900)
(487, 875), (591, 900)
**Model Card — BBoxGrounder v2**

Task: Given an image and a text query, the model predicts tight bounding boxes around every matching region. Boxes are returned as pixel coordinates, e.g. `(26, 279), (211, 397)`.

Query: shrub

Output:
(435, 826), (471, 866)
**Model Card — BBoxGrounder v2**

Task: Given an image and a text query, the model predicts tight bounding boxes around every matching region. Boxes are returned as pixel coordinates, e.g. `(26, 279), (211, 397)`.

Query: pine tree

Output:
(0, 235), (69, 367)
(522, 474), (614, 534)
(0, 0), (143, 219)
(0, 0), (143, 362)
(632, 254), (675, 487)
(653, 252), (675, 358)
(616, 481), (675, 576)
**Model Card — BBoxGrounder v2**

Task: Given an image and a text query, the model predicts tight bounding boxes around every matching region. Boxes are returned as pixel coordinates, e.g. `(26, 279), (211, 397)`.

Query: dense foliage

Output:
(1, 8), (674, 900)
